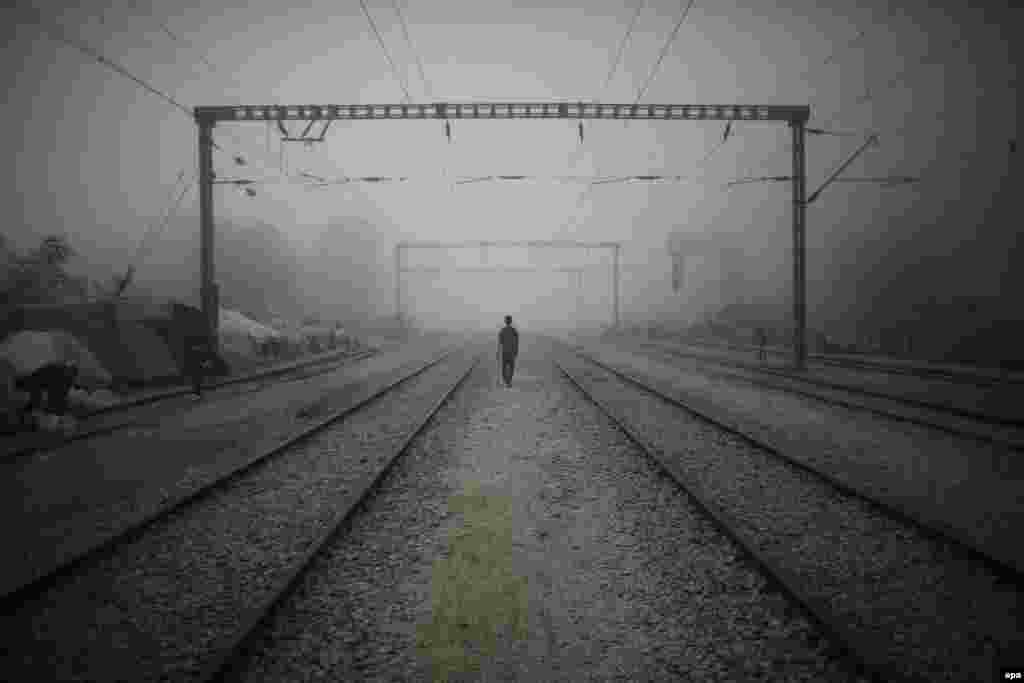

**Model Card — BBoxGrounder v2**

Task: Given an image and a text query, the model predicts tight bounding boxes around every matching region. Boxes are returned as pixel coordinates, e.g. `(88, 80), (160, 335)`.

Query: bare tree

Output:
(1, 234), (81, 305)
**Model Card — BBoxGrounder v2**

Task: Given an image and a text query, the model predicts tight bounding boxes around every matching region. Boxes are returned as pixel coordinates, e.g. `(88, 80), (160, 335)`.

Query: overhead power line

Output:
(391, 0), (433, 99)
(116, 170), (197, 296)
(602, 0), (646, 93)
(822, 29), (867, 66)
(359, 0), (413, 103)
(632, 0), (696, 104)
(135, 174), (196, 264)
(159, 21), (217, 73)
(725, 174), (918, 189)
(218, 173), (758, 188)
(555, 0), (658, 235)
(21, 5), (266, 172)
(154, 16), (347, 188)
(132, 169), (187, 258)
(811, 36), (965, 131)
(621, 0), (729, 195)
(25, 7), (193, 119)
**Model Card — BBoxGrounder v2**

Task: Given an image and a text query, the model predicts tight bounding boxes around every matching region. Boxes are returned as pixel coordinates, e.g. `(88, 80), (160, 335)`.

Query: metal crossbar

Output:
(195, 103), (809, 124)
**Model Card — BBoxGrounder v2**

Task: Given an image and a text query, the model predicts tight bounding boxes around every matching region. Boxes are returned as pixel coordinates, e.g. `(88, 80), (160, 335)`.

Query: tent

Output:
(0, 329), (113, 388)
(218, 308), (284, 354)
(220, 308), (282, 340)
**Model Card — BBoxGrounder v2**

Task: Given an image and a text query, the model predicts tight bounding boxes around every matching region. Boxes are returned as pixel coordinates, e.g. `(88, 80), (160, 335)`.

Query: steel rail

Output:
(202, 351), (481, 682)
(562, 342), (1024, 582)
(2, 348), (380, 462)
(657, 337), (1024, 417)
(614, 338), (1024, 450)
(0, 346), (462, 606)
(554, 353), (892, 683)
(646, 334), (1024, 387)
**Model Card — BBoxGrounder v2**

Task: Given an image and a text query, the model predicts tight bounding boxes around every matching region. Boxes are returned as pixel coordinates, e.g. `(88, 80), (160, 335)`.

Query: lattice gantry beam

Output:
(195, 103), (809, 124)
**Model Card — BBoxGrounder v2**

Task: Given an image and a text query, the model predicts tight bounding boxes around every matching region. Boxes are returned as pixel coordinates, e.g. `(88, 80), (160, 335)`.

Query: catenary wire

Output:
(559, 0), (701, 235)
(359, 0), (413, 103)
(554, 0), (653, 235)
(390, 0), (433, 99)
(631, 0), (696, 105)
(602, 0), (647, 94)
(153, 15), (344, 187)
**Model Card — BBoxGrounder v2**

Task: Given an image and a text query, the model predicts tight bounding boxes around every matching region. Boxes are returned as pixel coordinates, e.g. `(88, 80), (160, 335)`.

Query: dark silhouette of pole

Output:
(613, 243), (621, 328)
(197, 115), (219, 354)
(394, 243), (403, 325)
(791, 119), (807, 369)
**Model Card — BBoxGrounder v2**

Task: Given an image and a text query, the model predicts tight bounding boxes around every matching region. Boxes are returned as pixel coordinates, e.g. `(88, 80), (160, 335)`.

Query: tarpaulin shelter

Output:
(219, 308), (283, 354)
(4, 300), (182, 386)
(0, 329), (112, 388)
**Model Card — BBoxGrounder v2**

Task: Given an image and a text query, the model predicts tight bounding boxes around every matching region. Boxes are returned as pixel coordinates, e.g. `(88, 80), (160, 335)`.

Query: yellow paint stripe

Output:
(417, 481), (530, 682)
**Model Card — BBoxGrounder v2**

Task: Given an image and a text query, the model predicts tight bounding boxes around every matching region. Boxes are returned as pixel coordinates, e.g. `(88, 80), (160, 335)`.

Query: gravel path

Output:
(229, 337), (857, 682)
(572, 339), (1024, 577)
(557, 346), (1023, 681)
(0, 338), (458, 598)
(0, 348), (478, 682)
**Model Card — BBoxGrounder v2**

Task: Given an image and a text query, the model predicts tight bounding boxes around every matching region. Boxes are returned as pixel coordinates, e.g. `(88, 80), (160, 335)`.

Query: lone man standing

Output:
(497, 315), (519, 387)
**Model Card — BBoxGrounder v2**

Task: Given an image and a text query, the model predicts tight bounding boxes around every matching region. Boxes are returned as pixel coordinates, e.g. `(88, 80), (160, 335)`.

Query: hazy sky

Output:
(2, 0), (1017, 325)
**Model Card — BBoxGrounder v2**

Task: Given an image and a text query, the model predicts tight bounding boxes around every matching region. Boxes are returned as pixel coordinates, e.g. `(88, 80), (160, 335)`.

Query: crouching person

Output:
(16, 361), (79, 433)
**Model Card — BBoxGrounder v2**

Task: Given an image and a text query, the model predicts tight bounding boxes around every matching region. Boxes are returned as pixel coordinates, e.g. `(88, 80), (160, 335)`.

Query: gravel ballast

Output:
(572, 339), (1024, 577)
(557, 345), (1023, 681)
(609, 333), (1024, 424)
(229, 337), (858, 682)
(608, 335), (1024, 448)
(0, 339), (458, 599)
(0, 348), (478, 682)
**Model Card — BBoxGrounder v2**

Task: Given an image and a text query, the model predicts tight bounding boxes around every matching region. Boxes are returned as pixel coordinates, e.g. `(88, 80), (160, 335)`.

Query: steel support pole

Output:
(612, 243), (621, 329)
(394, 244), (403, 325)
(791, 119), (807, 369)
(198, 116), (219, 353)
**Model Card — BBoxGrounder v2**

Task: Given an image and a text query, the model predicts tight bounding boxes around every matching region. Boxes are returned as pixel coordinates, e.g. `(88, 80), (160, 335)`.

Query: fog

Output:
(1, 1), (1017, 357)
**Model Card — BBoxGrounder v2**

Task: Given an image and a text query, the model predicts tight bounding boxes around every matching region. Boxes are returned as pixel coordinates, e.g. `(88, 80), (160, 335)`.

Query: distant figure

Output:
(755, 327), (768, 361)
(497, 315), (519, 387)
(185, 335), (215, 397)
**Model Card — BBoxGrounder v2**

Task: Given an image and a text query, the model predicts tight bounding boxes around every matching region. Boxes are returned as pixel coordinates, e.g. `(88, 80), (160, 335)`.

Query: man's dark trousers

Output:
(501, 353), (516, 386)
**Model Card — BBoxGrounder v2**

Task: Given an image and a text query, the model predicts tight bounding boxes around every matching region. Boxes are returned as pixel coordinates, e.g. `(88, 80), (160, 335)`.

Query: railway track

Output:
(0, 341), (479, 682)
(633, 334), (1024, 388)
(0, 343), (466, 601)
(555, 342), (1022, 682)
(809, 353), (1022, 388)
(1, 345), (383, 462)
(220, 344), (865, 682)
(6, 337), (1017, 680)
(603, 336), (1024, 450)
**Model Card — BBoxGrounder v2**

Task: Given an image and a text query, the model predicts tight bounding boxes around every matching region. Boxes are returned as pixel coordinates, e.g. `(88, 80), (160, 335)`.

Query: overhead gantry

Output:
(194, 101), (810, 366)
